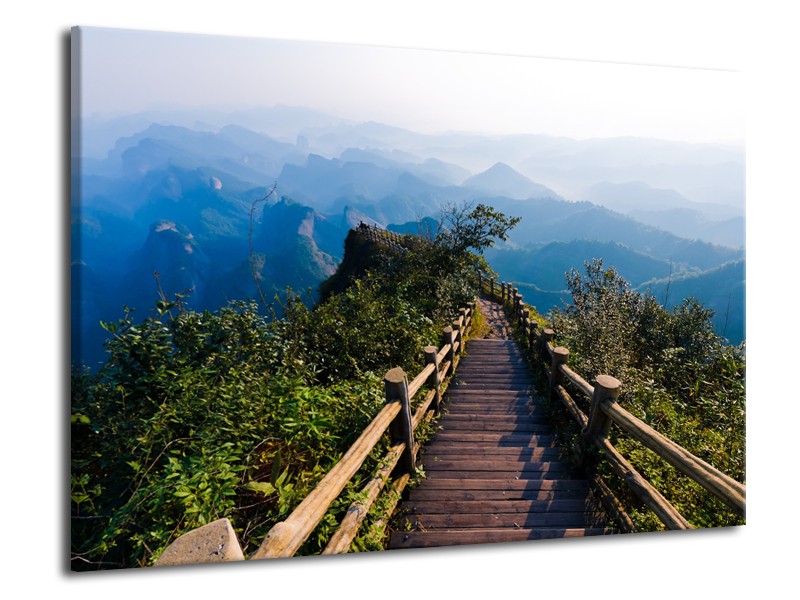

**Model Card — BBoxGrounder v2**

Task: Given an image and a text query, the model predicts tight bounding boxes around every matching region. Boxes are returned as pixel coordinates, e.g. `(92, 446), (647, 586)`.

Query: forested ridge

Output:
(71, 204), (744, 570)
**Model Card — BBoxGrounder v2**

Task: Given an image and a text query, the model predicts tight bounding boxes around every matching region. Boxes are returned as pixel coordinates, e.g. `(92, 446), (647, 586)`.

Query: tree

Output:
(435, 201), (521, 256)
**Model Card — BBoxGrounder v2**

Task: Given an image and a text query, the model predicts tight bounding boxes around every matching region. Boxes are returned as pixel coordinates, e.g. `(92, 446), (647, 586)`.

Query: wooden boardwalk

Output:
(389, 308), (614, 549)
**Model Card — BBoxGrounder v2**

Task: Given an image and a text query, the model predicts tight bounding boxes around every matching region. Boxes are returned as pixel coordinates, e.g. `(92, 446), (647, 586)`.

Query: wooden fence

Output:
(355, 222), (409, 252)
(476, 273), (746, 532)
(155, 299), (475, 566)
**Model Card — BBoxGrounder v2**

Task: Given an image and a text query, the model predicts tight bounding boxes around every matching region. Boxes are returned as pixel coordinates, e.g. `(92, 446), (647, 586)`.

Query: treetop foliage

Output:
(435, 201), (521, 256)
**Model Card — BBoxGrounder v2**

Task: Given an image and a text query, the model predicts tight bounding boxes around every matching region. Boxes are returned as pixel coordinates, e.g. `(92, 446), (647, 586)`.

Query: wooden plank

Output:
(440, 408), (539, 416)
(422, 446), (560, 458)
(401, 499), (602, 514)
(437, 412), (540, 420)
(458, 366), (528, 371)
(424, 448), (563, 462)
(449, 385), (533, 392)
(432, 422), (552, 433)
(436, 411), (545, 420)
(389, 528), (613, 549)
(458, 366), (528, 370)
(424, 446), (559, 457)
(442, 400), (532, 407)
(398, 512), (607, 529)
(442, 398), (538, 407)
(444, 390), (532, 397)
(461, 351), (525, 355)
(440, 406), (542, 415)
(466, 351), (528, 354)
(424, 438), (557, 450)
(444, 396), (532, 403)
(462, 351), (524, 356)
(427, 433), (553, 445)
(410, 478), (590, 491)
(436, 414), (550, 424)
(436, 412), (543, 421)
(423, 459), (572, 472)
(428, 434), (552, 445)
(453, 378), (533, 385)
(456, 366), (531, 372)
(458, 363), (527, 368)
(454, 377), (533, 384)
(407, 487), (591, 502)
(466, 352), (526, 362)
(439, 406), (535, 413)
(424, 469), (571, 480)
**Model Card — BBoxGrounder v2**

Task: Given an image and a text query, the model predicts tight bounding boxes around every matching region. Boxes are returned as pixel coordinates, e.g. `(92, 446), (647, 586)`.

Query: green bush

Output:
(549, 259), (745, 530)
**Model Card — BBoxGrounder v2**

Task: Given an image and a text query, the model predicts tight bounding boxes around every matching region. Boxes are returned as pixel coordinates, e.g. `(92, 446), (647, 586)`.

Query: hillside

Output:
(636, 260), (745, 345)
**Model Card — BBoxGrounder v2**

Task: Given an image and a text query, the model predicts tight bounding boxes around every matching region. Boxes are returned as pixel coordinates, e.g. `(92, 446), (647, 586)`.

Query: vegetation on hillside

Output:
(547, 259), (745, 530)
(70, 202), (517, 570)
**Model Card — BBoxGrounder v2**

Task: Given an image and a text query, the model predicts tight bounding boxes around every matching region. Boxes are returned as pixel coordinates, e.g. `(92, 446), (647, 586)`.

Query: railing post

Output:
(443, 326), (456, 375)
(584, 375), (622, 441)
(424, 346), (442, 413)
(528, 318), (537, 352)
(501, 282), (506, 303)
(452, 317), (463, 357)
(490, 277), (495, 297)
(523, 315), (532, 352)
(478, 272), (483, 292)
(548, 346), (570, 405)
(384, 367), (416, 475)
(540, 328), (554, 362)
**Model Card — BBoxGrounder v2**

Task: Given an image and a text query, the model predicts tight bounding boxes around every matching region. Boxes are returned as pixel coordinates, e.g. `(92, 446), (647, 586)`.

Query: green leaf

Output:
(71, 413), (91, 425)
(245, 481), (277, 496)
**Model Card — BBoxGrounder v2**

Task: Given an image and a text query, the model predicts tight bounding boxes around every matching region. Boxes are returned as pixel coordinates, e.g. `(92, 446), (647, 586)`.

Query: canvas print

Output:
(70, 26), (745, 571)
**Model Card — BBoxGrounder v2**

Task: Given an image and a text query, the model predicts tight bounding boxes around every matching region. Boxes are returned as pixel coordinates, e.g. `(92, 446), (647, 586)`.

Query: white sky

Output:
(76, 26), (744, 145)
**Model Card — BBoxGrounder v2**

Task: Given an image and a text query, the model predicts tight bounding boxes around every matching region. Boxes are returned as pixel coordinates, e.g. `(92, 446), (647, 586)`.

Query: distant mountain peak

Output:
(464, 163), (561, 200)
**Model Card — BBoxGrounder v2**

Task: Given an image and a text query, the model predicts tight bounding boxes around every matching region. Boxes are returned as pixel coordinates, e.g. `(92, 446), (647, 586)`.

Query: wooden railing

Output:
(155, 298), (475, 566)
(476, 273), (746, 532)
(355, 222), (409, 252)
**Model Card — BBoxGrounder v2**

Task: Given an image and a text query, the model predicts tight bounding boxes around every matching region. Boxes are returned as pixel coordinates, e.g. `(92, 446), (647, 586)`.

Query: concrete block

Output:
(154, 518), (245, 567)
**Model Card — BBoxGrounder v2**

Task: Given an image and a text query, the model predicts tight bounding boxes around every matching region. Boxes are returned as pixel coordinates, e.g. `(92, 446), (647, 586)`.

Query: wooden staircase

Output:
(389, 337), (615, 549)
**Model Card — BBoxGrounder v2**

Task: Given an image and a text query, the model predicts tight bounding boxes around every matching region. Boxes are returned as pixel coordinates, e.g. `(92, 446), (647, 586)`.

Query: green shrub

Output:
(549, 259), (745, 530)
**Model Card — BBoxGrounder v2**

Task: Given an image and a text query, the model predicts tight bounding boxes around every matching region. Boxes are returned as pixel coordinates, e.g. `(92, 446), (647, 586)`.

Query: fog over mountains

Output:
(72, 105), (745, 367)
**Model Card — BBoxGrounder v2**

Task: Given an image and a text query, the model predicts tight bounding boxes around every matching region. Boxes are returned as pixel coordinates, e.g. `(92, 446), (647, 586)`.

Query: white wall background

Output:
(2, 1), (794, 597)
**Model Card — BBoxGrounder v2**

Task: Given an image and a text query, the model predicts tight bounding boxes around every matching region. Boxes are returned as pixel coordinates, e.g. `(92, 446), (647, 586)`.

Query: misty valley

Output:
(72, 105), (745, 369)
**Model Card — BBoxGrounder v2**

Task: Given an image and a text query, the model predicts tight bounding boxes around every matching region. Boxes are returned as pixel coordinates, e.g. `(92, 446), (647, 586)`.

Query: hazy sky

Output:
(75, 26), (744, 145)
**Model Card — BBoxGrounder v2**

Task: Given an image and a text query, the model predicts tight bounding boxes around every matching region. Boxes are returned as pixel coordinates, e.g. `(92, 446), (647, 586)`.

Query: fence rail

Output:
(476, 273), (745, 532)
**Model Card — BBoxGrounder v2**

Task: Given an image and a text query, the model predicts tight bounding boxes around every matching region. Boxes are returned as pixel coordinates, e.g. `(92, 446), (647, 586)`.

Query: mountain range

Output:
(72, 106), (745, 367)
